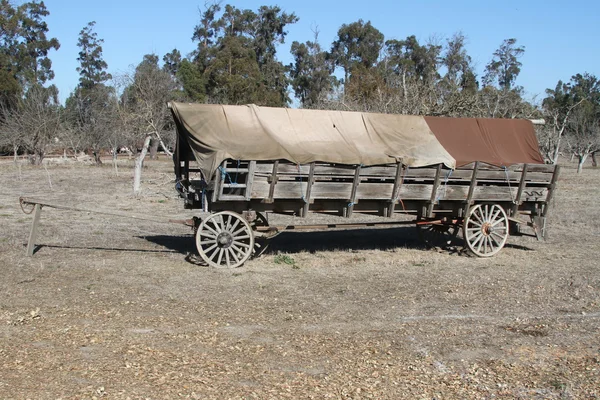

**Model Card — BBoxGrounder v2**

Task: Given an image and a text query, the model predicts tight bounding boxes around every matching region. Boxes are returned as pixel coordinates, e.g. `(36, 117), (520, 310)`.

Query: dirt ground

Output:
(0, 158), (599, 399)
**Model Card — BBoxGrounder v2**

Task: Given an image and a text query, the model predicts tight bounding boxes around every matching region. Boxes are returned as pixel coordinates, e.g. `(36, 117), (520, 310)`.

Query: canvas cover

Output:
(170, 102), (456, 179)
(424, 116), (544, 167)
(170, 102), (545, 179)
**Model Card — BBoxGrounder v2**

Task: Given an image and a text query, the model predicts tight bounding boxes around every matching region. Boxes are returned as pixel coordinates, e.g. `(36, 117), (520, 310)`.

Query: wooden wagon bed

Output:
(169, 102), (559, 267)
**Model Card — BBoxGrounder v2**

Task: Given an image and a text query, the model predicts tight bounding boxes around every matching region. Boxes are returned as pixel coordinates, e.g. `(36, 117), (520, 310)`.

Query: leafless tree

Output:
(0, 85), (62, 164)
(565, 108), (600, 173)
(117, 55), (178, 195)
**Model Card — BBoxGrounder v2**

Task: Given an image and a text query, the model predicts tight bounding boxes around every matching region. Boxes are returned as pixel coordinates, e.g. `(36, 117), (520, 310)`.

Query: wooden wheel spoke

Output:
(472, 210), (484, 225)
(491, 218), (506, 227)
(232, 226), (247, 237)
(216, 248), (224, 265)
(200, 240), (216, 246)
(225, 250), (231, 267)
(200, 232), (217, 240)
(229, 218), (241, 233)
(489, 208), (502, 224)
(234, 234), (251, 240)
(228, 247), (240, 263)
(204, 224), (219, 237)
(225, 215), (233, 231)
(203, 243), (217, 253)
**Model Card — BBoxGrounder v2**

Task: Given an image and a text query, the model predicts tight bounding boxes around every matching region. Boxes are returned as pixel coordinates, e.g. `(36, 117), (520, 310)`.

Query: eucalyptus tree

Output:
(65, 21), (115, 165)
(289, 30), (336, 108)
(0, 0), (59, 156)
(188, 3), (298, 106)
(330, 19), (384, 90)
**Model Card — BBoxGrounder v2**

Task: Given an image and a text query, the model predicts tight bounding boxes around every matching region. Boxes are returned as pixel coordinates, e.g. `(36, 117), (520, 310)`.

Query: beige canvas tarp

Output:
(170, 102), (456, 179)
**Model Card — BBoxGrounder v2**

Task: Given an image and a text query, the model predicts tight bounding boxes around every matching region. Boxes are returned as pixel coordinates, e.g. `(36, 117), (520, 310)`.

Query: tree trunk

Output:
(592, 151), (597, 168)
(93, 150), (103, 165)
(577, 154), (588, 174)
(133, 135), (152, 196)
(31, 150), (44, 165)
(13, 145), (18, 164)
(149, 139), (158, 160)
(112, 147), (119, 176)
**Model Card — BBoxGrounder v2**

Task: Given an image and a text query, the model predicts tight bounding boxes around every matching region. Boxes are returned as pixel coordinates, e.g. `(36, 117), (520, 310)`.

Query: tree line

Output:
(1, 1), (598, 183)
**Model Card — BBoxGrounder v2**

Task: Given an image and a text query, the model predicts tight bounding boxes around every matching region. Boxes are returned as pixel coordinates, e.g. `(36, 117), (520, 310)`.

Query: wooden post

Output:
(387, 162), (404, 217)
(427, 164), (443, 217)
(512, 163), (528, 216)
(302, 163), (315, 217)
(26, 204), (42, 257)
(266, 161), (279, 203)
(346, 165), (362, 218)
(464, 161), (479, 215)
(542, 164), (560, 217)
(245, 161), (256, 200)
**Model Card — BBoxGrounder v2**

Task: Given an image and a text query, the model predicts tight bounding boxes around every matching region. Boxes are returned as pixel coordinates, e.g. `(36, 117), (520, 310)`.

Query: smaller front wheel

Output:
(464, 203), (508, 257)
(196, 211), (255, 268)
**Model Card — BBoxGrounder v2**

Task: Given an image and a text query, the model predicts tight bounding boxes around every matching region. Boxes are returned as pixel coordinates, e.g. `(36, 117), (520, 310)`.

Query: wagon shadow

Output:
(143, 226), (427, 257)
(143, 225), (535, 260)
(265, 226), (424, 254)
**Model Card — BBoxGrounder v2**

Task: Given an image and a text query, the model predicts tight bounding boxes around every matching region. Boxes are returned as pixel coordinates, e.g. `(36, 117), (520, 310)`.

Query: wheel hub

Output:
(482, 222), (492, 236)
(217, 232), (233, 248)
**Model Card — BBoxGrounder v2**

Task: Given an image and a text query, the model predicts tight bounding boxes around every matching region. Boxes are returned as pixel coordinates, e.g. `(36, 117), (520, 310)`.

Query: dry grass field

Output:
(0, 158), (599, 399)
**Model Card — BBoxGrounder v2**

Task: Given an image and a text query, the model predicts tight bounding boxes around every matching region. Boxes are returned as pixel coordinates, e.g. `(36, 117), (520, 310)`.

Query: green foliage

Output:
(331, 19), (384, 85)
(163, 49), (182, 77)
(274, 254), (296, 266)
(483, 38), (524, 90)
(289, 35), (336, 107)
(188, 3), (298, 106)
(0, 0), (59, 106)
(76, 21), (111, 90)
(177, 59), (205, 102)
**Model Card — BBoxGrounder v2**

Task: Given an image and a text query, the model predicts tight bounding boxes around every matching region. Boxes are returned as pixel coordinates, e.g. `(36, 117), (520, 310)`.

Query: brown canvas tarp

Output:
(170, 102), (456, 179)
(424, 116), (544, 167)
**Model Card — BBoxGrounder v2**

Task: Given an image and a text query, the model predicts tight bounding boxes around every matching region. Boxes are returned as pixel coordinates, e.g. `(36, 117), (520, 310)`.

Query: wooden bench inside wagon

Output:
(169, 102), (558, 267)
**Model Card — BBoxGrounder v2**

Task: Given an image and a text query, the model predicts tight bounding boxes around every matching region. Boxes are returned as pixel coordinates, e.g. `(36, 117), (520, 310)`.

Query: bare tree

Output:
(0, 85), (62, 164)
(566, 108), (600, 173)
(119, 54), (177, 195)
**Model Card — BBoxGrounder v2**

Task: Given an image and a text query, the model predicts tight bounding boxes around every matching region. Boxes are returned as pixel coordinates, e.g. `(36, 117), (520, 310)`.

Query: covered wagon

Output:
(169, 102), (559, 268)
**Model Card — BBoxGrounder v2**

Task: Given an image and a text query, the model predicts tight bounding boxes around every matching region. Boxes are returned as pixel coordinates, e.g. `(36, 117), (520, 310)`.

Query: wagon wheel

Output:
(417, 221), (460, 249)
(463, 203), (509, 257)
(195, 211), (255, 268)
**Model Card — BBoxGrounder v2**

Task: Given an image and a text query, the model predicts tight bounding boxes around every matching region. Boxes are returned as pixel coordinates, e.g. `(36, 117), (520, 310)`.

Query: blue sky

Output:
(42, 0), (599, 105)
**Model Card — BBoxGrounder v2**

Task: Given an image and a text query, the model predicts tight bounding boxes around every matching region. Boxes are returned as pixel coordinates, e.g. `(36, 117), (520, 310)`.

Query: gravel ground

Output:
(0, 158), (599, 399)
